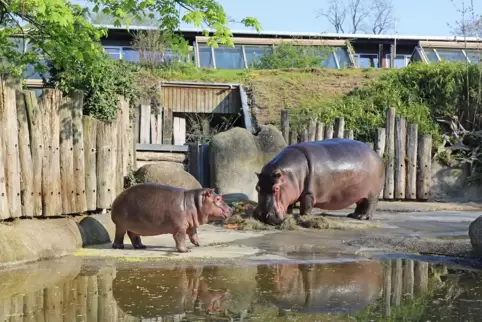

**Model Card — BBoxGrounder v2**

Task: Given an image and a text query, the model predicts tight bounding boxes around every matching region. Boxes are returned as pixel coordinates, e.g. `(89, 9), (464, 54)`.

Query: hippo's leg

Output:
(127, 231), (147, 249)
(287, 204), (294, 215)
(347, 195), (378, 220)
(187, 227), (200, 247)
(173, 229), (190, 253)
(299, 193), (314, 216)
(112, 226), (126, 249)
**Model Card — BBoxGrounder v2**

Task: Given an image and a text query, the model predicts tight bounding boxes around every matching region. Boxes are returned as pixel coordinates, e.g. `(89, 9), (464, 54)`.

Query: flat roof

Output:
(94, 24), (482, 42)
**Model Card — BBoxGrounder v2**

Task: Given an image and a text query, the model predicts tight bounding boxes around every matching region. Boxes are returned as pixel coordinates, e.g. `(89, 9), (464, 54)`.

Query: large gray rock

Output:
(469, 215), (482, 254)
(135, 162), (202, 189)
(210, 125), (287, 201)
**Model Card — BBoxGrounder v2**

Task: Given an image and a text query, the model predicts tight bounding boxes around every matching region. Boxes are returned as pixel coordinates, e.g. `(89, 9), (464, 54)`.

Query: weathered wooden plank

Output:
(324, 124), (333, 139)
(98, 270), (115, 322)
(307, 119), (317, 141)
(391, 259), (403, 306)
(383, 107), (396, 200)
(156, 107), (163, 145)
(394, 116), (407, 200)
(139, 104), (151, 144)
(280, 110), (289, 143)
(116, 96), (129, 195)
(63, 280), (77, 322)
(344, 129), (354, 140)
(71, 91), (87, 213)
(333, 117), (345, 138)
(59, 96), (76, 215)
(163, 106), (173, 144)
(83, 116), (98, 211)
(134, 104), (140, 144)
(15, 90), (34, 217)
(315, 122), (324, 141)
(414, 261), (428, 296)
(9, 294), (23, 322)
(136, 152), (186, 162)
(382, 260), (391, 317)
(96, 121), (114, 209)
(406, 123), (418, 200)
(86, 275), (99, 322)
(136, 143), (189, 153)
(375, 128), (386, 199)
(118, 97), (131, 178)
(111, 111), (121, 198)
(402, 259), (414, 300)
(417, 134), (432, 200)
(0, 129), (8, 220)
(23, 290), (44, 322)
(0, 77), (22, 218)
(75, 276), (88, 322)
(24, 91), (44, 217)
(40, 89), (62, 217)
(150, 113), (158, 144)
(173, 116), (186, 145)
(44, 284), (63, 322)
(289, 131), (298, 145)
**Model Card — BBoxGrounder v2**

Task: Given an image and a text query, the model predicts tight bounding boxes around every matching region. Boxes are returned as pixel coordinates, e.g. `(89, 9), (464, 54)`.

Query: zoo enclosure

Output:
(0, 77), (135, 220)
(280, 107), (433, 201)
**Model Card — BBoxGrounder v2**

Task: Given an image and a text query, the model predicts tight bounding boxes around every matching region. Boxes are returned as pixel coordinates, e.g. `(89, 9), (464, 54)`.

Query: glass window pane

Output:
(423, 48), (439, 63)
(23, 60), (50, 80)
(198, 45), (213, 68)
(214, 45), (244, 69)
(386, 54), (410, 68)
(244, 45), (271, 66)
(466, 50), (482, 64)
(320, 49), (338, 69)
(356, 54), (378, 68)
(435, 48), (467, 62)
(123, 48), (140, 62)
(334, 47), (351, 68)
(104, 47), (121, 60)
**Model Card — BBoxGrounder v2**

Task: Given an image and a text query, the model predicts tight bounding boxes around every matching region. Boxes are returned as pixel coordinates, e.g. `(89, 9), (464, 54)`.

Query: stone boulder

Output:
(210, 125), (287, 201)
(135, 162), (202, 189)
(469, 215), (482, 254)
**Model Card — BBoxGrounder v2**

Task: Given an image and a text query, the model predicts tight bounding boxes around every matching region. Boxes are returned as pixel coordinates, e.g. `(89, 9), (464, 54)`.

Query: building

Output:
(98, 24), (482, 70)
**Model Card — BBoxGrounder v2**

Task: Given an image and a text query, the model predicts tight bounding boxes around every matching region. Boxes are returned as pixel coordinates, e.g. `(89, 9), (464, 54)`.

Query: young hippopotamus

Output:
(254, 138), (385, 225)
(110, 183), (233, 252)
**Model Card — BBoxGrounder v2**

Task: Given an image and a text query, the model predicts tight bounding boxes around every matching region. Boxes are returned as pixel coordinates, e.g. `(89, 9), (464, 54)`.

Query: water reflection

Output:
(0, 256), (481, 321)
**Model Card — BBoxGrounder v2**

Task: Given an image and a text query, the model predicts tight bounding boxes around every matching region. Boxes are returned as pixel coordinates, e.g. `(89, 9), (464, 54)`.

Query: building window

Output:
(354, 54), (379, 68)
(385, 54), (411, 68)
(244, 45), (272, 67)
(104, 47), (122, 60)
(466, 50), (482, 64)
(334, 47), (352, 68)
(214, 45), (245, 69)
(23, 60), (50, 81)
(435, 48), (467, 62)
(198, 45), (214, 68)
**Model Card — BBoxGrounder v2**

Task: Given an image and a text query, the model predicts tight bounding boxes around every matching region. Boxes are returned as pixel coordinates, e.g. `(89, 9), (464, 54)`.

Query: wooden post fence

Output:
(279, 109), (433, 201)
(0, 77), (134, 219)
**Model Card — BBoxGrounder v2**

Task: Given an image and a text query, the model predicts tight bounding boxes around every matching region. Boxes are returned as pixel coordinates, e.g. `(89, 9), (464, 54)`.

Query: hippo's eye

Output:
(273, 185), (280, 193)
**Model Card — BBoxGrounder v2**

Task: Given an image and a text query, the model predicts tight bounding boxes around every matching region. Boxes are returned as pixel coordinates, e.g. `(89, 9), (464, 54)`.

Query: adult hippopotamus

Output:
(254, 138), (385, 225)
(111, 183), (233, 252)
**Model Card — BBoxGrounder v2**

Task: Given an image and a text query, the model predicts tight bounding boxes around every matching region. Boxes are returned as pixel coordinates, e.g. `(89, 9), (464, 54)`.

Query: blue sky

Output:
(179, 0), (477, 36)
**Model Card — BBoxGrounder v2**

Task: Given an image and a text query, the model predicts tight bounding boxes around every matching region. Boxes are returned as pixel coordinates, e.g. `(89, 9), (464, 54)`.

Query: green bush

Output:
(46, 52), (140, 122)
(289, 61), (482, 147)
(251, 42), (331, 69)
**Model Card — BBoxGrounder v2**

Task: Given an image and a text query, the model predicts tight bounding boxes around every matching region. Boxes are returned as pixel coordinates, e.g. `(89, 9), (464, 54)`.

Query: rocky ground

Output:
(74, 201), (482, 263)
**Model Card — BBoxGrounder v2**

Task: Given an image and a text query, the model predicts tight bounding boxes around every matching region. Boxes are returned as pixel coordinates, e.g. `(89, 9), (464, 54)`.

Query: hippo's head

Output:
(200, 189), (233, 222)
(254, 169), (290, 225)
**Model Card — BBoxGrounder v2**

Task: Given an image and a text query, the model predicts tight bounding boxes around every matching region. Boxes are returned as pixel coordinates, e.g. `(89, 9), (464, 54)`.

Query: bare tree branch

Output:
(369, 0), (395, 34)
(316, 0), (347, 33)
(349, 0), (370, 34)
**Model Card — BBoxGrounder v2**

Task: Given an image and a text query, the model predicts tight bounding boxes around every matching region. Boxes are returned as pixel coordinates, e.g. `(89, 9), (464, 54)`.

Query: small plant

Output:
(124, 165), (140, 189)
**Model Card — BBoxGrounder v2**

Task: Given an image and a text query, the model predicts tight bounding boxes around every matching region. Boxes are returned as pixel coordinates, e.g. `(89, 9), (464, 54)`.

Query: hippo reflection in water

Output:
(255, 260), (383, 314)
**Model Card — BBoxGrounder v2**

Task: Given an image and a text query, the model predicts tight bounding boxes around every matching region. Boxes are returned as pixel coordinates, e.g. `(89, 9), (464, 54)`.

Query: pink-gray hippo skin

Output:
(110, 183), (233, 252)
(254, 138), (385, 225)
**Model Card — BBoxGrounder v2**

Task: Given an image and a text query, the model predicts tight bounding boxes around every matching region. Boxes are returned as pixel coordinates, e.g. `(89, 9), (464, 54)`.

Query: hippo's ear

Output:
(255, 172), (261, 178)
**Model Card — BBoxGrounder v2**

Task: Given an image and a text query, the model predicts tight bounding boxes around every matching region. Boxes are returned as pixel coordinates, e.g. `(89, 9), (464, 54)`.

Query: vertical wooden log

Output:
(0, 77), (22, 218)
(417, 134), (432, 201)
(98, 270), (115, 322)
(391, 259), (403, 306)
(24, 91), (43, 217)
(134, 105), (140, 144)
(23, 290), (44, 322)
(376, 128), (386, 199)
(300, 128), (308, 142)
(333, 117), (345, 138)
(307, 119), (317, 141)
(280, 110), (289, 143)
(9, 294), (23, 322)
(40, 89), (62, 217)
(394, 116), (407, 200)
(156, 106), (163, 145)
(324, 125), (333, 139)
(115, 98), (127, 196)
(63, 280), (77, 322)
(162, 106), (173, 145)
(112, 112), (122, 198)
(344, 130), (354, 140)
(44, 285), (63, 322)
(402, 259), (414, 300)
(289, 131), (298, 145)
(315, 122), (324, 141)
(0, 131), (8, 219)
(0, 298), (10, 322)
(139, 104), (150, 144)
(75, 276), (88, 322)
(118, 97), (131, 179)
(414, 261), (429, 296)
(96, 121), (114, 209)
(150, 111), (159, 144)
(15, 90), (34, 217)
(83, 116), (98, 211)
(71, 91), (87, 213)
(86, 275), (99, 322)
(383, 107), (396, 200)
(382, 260), (391, 317)
(406, 123), (418, 200)
(59, 96), (76, 215)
